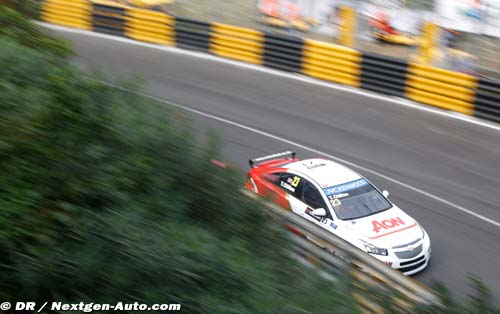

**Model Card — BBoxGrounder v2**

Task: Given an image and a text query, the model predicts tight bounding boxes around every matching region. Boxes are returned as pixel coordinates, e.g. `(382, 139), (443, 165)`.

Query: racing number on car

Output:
(372, 217), (405, 233)
(329, 197), (341, 206)
(291, 176), (301, 188)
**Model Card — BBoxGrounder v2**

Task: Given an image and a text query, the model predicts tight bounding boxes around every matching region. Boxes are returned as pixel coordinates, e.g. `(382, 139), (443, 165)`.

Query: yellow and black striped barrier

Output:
(40, 1), (500, 123)
(125, 7), (174, 45)
(475, 78), (500, 123)
(175, 17), (211, 52)
(263, 33), (304, 73)
(361, 53), (409, 97)
(302, 39), (361, 87)
(91, 1), (127, 36)
(405, 64), (478, 115)
(41, 0), (92, 30)
(210, 23), (263, 65)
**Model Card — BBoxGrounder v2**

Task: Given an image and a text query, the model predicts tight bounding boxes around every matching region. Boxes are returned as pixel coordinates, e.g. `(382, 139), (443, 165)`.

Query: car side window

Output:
(301, 180), (329, 214)
(280, 173), (303, 198)
(265, 172), (302, 198)
(264, 173), (281, 185)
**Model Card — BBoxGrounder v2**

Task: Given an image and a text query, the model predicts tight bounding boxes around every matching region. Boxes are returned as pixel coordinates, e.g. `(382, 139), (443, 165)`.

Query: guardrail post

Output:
(337, 6), (356, 48)
(415, 22), (439, 64)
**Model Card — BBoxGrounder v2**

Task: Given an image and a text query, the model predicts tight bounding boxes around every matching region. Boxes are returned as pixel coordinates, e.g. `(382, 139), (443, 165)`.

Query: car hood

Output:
(347, 206), (423, 247)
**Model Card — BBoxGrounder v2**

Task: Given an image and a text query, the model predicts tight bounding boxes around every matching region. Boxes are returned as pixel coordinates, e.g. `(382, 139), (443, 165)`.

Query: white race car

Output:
(246, 151), (431, 275)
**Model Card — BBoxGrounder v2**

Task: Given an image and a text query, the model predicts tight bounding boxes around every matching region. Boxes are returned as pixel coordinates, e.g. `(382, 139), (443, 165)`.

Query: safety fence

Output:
(41, 0), (92, 30)
(405, 64), (477, 115)
(242, 189), (442, 314)
(209, 23), (263, 65)
(40, 0), (500, 124)
(263, 33), (303, 72)
(175, 17), (211, 52)
(91, 1), (127, 36)
(125, 7), (174, 45)
(302, 39), (361, 87)
(361, 53), (409, 97)
(474, 78), (500, 123)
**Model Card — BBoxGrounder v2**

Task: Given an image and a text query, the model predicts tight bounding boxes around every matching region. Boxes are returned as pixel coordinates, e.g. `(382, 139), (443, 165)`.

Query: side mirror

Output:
(311, 208), (327, 217)
(382, 190), (389, 198)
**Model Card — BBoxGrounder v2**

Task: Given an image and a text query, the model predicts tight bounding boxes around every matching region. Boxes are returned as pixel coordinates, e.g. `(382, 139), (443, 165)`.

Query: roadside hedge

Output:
(0, 36), (358, 314)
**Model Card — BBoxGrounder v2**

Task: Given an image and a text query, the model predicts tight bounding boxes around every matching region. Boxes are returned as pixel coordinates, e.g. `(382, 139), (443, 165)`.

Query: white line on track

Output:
(39, 22), (500, 133)
(111, 84), (500, 229)
(40, 22), (500, 228)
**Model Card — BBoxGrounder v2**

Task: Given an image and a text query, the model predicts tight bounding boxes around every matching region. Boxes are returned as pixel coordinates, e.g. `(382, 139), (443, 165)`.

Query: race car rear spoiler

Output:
(249, 151), (296, 168)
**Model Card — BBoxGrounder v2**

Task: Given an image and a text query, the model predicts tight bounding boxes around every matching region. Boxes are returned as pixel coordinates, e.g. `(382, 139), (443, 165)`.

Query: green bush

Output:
(0, 4), (70, 57)
(0, 38), (359, 313)
(0, 0), (40, 18)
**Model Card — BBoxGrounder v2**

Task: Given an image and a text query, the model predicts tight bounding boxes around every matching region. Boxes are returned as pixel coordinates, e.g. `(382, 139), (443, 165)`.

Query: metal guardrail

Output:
(242, 189), (442, 313)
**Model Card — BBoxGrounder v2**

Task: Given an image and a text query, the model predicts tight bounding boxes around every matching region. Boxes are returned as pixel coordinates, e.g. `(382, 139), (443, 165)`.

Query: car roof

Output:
(285, 158), (363, 188)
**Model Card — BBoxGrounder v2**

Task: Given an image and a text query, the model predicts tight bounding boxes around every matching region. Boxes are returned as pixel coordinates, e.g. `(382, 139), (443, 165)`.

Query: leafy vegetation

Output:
(0, 5), (70, 57)
(1, 0), (40, 18)
(0, 26), (356, 314)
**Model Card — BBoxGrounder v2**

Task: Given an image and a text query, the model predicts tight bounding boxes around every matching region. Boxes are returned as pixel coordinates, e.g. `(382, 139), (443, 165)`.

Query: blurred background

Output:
(108, 0), (500, 79)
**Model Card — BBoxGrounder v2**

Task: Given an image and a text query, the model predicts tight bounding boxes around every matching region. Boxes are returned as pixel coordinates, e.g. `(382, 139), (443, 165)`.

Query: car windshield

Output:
(323, 179), (392, 220)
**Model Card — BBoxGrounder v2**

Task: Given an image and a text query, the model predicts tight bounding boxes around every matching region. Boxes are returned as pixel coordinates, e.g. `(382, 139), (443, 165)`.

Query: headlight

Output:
(418, 224), (427, 239)
(364, 243), (388, 256)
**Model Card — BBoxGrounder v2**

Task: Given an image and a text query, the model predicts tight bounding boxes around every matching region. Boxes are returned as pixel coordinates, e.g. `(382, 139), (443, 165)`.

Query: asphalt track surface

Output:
(52, 28), (500, 301)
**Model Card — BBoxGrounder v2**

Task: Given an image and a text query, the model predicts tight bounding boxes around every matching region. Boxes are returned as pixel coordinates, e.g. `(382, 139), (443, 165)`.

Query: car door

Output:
(258, 170), (303, 209)
(258, 171), (288, 209)
(272, 172), (345, 239)
(297, 178), (338, 233)
(278, 172), (307, 215)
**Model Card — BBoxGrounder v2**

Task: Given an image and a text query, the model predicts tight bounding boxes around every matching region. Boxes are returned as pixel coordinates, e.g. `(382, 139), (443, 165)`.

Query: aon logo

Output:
(372, 217), (405, 233)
